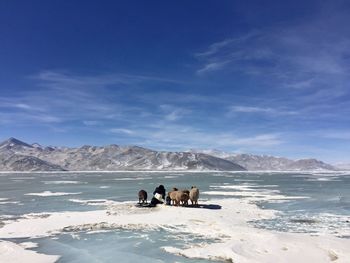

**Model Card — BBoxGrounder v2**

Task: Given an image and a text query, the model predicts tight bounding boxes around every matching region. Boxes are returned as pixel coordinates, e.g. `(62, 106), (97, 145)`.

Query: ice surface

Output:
(0, 198), (349, 262)
(0, 171), (349, 262)
(25, 191), (82, 197)
(42, 181), (83, 185)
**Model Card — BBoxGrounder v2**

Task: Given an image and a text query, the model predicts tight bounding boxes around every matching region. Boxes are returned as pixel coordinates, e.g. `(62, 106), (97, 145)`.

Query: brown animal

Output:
(182, 189), (190, 195)
(167, 187), (178, 205)
(175, 191), (189, 206)
(189, 186), (199, 206)
(138, 190), (148, 204)
(181, 189), (190, 206)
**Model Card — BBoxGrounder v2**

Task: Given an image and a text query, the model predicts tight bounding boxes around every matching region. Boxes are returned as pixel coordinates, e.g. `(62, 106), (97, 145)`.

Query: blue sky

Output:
(1, 1), (350, 163)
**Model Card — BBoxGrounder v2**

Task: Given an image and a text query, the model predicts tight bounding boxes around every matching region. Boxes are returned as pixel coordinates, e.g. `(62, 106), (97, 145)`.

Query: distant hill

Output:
(334, 162), (350, 170)
(189, 150), (337, 171)
(0, 138), (245, 172)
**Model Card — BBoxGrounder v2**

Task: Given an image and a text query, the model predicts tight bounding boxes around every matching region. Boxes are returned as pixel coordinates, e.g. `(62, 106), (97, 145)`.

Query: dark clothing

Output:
(150, 197), (161, 206)
(166, 196), (171, 205)
(150, 185), (166, 206)
(153, 186), (166, 199)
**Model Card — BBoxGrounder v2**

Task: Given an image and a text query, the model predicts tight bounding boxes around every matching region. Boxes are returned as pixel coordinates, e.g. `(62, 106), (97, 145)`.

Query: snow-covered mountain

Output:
(0, 138), (245, 171)
(0, 138), (337, 172)
(0, 137), (33, 150)
(189, 150), (336, 171)
(334, 162), (350, 170)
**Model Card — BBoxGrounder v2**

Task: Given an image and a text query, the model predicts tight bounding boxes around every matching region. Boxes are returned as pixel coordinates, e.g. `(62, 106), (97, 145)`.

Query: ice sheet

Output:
(0, 198), (348, 263)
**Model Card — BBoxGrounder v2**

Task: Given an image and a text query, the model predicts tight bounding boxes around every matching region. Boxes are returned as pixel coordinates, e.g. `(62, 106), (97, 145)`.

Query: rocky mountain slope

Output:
(0, 138), (336, 172)
(189, 150), (336, 171)
(0, 138), (245, 171)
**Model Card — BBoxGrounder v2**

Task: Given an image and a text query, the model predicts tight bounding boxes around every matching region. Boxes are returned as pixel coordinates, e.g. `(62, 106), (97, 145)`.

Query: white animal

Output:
(189, 186), (199, 206)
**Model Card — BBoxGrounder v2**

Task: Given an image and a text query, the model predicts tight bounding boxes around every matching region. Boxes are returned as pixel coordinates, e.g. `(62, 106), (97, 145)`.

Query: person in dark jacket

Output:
(149, 185), (166, 207)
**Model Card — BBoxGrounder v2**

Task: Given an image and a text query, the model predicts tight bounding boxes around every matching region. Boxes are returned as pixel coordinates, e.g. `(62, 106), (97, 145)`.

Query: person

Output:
(149, 184), (166, 207)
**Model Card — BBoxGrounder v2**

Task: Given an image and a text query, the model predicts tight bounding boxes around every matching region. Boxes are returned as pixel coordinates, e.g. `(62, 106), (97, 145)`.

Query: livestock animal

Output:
(167, 187), (178, 205)
(138, 189), (148, 204)
(189, 186), (199, 206)
(175, 191), (189, 206)
(181, 189), (190, 206)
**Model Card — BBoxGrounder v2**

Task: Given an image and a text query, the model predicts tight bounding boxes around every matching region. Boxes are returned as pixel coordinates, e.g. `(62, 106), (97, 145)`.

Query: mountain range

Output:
(0, 137), (339, 172)
(189, 149), (337, 171)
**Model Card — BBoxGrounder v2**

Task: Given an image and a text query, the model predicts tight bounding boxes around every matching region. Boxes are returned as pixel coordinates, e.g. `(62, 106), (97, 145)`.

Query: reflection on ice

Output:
(203, 183), (309, 202)
(42, 181), (83, 185)
(25, 191), (82, 197)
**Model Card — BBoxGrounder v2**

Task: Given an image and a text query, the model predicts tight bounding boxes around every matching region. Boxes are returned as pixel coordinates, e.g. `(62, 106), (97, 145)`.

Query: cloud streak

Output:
(228, 105), (298, 116)
(109, 128), (135, 135)
(195, 12), (350, 108)
(107, 120), (283, 152)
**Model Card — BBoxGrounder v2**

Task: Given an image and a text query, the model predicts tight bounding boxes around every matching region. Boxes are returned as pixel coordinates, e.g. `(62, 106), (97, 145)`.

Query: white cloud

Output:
(194, 12), (350, 100)
(34, 70), (183, 87)
(228, 105), (297, 116)
(195, 32), (259, 58)
(318, 131), (350, 140)
(109, 128), (135, 135)
(83, 120), (99, 126)
(230, 106), (274, 113)
(229, 134), (282, 147)
(0, 100), (45, 112)
(196, 60), (231, 75)
(125, 121), (283, 151)
(159, 104), (190, 121)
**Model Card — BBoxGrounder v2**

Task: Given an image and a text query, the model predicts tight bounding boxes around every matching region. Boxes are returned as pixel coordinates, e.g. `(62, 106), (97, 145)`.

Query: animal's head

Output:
(191, 186), (196, 189)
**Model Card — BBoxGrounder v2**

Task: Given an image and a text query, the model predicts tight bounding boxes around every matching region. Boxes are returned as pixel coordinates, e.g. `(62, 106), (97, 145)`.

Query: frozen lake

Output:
(0, 171), (349, 262)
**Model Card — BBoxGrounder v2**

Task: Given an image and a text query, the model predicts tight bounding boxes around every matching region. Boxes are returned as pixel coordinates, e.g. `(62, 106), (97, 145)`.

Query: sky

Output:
(0, 1), (350, 163)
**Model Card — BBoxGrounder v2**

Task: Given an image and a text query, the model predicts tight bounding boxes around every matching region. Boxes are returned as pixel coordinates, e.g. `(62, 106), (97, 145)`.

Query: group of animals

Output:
(138, 186), (199, 207)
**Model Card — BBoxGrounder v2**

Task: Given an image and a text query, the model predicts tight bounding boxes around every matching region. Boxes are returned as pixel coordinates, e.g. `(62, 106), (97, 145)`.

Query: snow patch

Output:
(0, 240), (59, 263)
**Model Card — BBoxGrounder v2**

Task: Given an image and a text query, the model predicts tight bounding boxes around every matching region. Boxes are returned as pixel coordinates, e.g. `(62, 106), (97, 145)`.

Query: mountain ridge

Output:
(189, 149), (337, 171)
(0, 138), (337, 172)
(0, 138), (245, 171)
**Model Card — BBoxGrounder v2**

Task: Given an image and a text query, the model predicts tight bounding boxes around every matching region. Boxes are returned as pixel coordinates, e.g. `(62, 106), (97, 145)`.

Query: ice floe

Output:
(0, 240), (59, 263)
